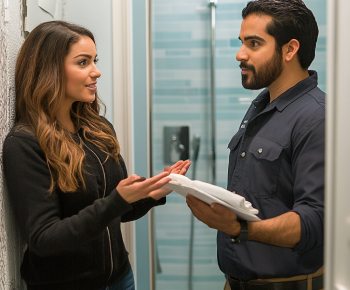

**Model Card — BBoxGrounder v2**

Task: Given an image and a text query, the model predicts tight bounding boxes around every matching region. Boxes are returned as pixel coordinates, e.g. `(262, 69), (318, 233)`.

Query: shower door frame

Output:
(325, 0), (350, 289)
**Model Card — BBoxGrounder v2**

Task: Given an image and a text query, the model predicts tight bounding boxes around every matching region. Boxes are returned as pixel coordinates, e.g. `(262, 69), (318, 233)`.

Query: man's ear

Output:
(283, 39), (300, 62)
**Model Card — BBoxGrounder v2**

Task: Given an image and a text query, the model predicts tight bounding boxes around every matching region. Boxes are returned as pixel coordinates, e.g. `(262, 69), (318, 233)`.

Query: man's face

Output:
(236, 14), (283, 90)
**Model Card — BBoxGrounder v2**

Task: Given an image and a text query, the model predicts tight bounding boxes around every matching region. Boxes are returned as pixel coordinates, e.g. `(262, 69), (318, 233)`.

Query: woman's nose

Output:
(91, 66), (101, 79)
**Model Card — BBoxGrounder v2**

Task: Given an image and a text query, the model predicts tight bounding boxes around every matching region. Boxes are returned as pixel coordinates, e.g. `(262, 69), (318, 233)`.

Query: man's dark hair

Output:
(242, 0), (319, 69)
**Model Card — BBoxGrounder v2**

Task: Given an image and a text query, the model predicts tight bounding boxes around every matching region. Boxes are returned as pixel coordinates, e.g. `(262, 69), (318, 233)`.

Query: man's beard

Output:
(240, 51), (283, 90)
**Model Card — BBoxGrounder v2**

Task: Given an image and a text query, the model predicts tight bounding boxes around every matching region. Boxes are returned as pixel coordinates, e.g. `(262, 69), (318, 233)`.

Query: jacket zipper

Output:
(81, 138), (114, 282)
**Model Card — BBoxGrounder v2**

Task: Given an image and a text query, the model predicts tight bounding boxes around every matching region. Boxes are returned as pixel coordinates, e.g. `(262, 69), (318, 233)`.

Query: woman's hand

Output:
(159, 159), (192, 196)
(116, 172), (171, 203)
(164, 159), (191, 175)
(116, 160), (191, 203)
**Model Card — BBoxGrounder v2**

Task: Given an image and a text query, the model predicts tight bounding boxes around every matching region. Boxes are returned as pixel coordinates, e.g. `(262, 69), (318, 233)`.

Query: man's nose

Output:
(236, 46), (248, 62)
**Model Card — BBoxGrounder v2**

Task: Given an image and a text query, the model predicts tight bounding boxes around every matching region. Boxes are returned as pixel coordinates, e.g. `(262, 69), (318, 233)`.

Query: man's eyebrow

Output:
(238, 35), (266, 42)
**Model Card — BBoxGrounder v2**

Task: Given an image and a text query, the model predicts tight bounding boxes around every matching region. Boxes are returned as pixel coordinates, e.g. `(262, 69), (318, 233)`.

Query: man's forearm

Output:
(248, 211), (301, 248)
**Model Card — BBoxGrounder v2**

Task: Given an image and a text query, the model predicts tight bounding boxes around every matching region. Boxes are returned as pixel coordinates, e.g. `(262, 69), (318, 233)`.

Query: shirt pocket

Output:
(247, 136), (283, 198)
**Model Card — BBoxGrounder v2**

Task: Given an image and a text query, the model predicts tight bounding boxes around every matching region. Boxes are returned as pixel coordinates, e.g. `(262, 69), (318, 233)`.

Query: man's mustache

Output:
(239, 62), (255, 72)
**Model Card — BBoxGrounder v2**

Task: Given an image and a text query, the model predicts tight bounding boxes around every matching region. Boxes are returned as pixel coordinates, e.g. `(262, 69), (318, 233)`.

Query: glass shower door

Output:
(150, 1), (250, 289)
(149, 0), (326, 289)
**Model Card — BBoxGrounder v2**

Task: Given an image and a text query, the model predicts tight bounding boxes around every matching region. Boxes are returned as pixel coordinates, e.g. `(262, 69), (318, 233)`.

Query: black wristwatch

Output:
(231, 220), (248, 244)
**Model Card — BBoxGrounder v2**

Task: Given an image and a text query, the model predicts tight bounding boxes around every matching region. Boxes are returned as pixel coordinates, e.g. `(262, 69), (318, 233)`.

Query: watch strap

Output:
(231, 220), (248, 244)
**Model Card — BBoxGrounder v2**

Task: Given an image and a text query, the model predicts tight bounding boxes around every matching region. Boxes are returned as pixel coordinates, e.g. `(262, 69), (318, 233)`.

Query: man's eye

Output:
(250, 40), (260, 48)
(94, 57), (99, 64)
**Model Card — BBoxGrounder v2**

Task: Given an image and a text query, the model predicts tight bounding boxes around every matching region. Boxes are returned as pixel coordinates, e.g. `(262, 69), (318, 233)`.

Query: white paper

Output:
(165, 174), (260, 221)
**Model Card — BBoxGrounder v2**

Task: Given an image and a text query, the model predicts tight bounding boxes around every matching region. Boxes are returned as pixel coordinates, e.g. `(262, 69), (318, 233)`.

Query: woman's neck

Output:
(56, 104), (76, 133)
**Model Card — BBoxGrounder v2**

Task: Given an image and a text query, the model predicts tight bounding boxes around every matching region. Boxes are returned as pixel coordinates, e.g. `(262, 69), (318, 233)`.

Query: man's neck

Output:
(268, 68), (309, 102)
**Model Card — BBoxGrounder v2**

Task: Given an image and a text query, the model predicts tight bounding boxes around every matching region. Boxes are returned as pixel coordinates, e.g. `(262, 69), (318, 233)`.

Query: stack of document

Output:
(165, 174), (260, 221)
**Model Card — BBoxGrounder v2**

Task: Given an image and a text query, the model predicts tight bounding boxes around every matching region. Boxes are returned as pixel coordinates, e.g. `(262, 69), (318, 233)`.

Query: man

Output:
(186, 0), (324, 289)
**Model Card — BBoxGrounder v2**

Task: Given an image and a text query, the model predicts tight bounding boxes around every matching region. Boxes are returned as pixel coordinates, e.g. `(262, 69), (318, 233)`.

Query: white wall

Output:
(64, 0), (114, 121)
(0, 0), (25, 289)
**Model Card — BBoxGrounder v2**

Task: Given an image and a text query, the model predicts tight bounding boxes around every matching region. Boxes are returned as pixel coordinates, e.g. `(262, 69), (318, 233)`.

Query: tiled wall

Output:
(151, 1), (326, 289)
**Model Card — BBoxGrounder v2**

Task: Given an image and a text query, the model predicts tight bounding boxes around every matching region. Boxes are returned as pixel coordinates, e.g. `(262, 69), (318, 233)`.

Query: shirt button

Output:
(240, 152), (246, 158)
(257, 148), (263, 154)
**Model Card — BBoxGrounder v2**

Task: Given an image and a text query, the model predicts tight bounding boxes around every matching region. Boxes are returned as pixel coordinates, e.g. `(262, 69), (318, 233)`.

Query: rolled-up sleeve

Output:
(292, 117), (324, 253)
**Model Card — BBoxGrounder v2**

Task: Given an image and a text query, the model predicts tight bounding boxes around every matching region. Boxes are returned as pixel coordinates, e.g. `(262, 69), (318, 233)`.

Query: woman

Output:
(3, 21), (190, 290)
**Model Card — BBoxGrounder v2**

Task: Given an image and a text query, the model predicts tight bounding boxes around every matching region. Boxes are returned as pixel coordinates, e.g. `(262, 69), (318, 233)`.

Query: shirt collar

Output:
(252, 70), (319, 112)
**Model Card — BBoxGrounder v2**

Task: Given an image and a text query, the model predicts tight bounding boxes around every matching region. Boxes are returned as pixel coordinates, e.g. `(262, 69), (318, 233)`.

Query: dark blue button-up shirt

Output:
(217, 71), (325, 280)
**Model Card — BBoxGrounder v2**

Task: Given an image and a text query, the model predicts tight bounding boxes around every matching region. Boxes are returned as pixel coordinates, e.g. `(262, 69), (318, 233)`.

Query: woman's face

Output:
(64, 36), (101, 105)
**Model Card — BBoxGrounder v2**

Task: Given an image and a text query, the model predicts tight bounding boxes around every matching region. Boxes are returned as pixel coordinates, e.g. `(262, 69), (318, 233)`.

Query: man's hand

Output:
(186, 195), (241, 237)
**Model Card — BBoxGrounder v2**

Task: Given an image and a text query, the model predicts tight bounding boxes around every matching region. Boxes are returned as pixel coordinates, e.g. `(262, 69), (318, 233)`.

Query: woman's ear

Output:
(283, 39), (300, 62)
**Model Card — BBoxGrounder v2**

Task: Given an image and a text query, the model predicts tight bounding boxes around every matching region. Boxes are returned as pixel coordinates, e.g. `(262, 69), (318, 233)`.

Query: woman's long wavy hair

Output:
(15, 21), (120, 193)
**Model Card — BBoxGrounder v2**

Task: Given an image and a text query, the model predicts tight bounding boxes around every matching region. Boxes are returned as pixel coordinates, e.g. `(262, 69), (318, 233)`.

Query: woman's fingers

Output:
(164, 160), (191, 175)
(121, 174), (144, 186)
(178, 160), (191, 175)
(120, 160), (191, 202)
(139, 174), (171, 193)
(139, 171), (169, 188)
(117, 171), (174, 203)
(164, 160), (183, 172)
(148, 187), (172, 200)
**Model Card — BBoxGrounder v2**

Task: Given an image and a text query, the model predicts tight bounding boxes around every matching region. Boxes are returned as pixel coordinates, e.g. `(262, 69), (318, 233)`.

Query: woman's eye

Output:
(78, 59), (88, 66)
(94, 57), (99, 64)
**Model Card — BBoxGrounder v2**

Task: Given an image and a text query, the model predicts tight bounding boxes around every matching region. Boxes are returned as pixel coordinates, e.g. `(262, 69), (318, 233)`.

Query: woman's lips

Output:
(86, 83), (97, 91)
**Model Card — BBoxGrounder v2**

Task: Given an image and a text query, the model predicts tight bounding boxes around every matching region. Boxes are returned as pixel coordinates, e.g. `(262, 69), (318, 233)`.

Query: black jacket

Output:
(3, 124), (164, 290)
